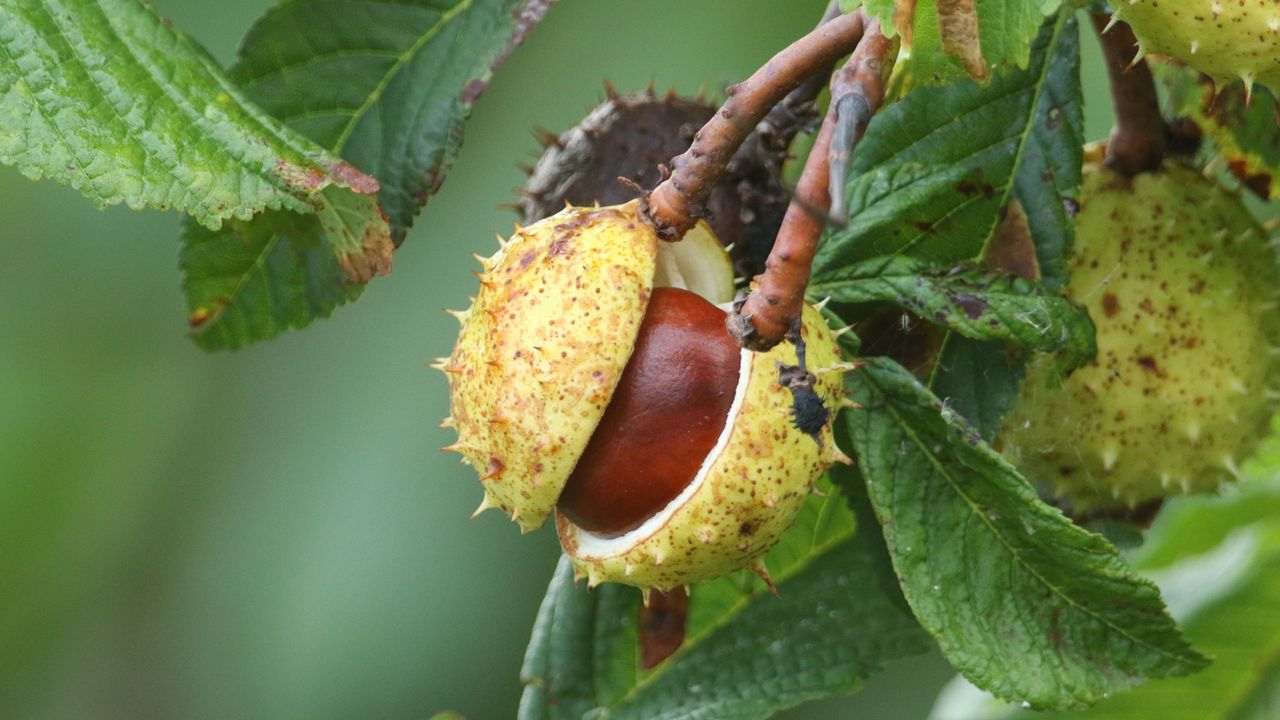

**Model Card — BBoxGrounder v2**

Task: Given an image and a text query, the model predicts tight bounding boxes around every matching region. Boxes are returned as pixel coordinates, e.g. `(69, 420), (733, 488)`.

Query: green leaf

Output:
(929, 8), (1081, 437)
(932, 481), (1280, 720)
(809, 255), (1095, 364)
(815, 10), (1082, 438)
(815, 10), (1079, 273)
(845, 357), (1206, 710)
(232, 0), (550, 241)
(181, 201), (364, 349)
(0, 0), (378, 229)
(1130, 478), (1280, 573)
(518, 473), (931, 720)
(182, 0), (550, 350)
(865, 0), (1062, 84)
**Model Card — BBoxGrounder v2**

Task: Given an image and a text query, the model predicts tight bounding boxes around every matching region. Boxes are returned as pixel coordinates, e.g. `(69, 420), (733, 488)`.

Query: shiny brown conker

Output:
(555, 287), (741, 535)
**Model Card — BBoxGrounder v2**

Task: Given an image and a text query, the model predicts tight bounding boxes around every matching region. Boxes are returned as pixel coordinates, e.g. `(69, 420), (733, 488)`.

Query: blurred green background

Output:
(0, 1), (1136, 718)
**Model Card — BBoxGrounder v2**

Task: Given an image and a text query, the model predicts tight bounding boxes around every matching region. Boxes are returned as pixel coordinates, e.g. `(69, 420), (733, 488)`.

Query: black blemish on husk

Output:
(778, 362), (829, 443)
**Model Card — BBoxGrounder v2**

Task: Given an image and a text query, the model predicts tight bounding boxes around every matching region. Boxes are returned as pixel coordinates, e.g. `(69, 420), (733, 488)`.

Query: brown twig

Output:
(729, 16), (893, 352)
(642, 11), (866, 241)
(749, 1), (846, 157)
(1091, 13), (1166, 176)
(722, 2), (847, 279)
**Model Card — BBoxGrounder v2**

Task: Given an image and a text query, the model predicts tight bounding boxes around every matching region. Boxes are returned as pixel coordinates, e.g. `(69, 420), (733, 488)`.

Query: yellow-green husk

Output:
(557, 304), (848, 591)
(1112, 0), (1280, 92)
(443, 203), (659, 533)
(1000, 158), (1278, 509)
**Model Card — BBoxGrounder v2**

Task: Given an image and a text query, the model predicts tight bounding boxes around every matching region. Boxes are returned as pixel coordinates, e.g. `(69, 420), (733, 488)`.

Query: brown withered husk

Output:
(518, 85), (818, 279)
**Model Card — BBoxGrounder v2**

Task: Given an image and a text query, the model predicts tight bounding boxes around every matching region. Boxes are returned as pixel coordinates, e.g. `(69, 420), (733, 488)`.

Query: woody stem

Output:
(729, 14), (894, 351)
(1091, 13), (1166, 176)
(642, 11), (866, 240)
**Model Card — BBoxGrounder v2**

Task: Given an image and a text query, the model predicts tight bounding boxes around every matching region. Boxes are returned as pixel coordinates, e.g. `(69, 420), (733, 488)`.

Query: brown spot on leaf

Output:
(188, 307), (213, 328)
(937, 0), (987, 81)
(338, 215), (395, 283)
(956, 175), (996, 199)
(1228, 159), (1272, 200)
(462, 78), (489, 104)
(893, 0), (918, 45)
(640, 586), (689, 670)
(328, 161), (380, 195)
(986, 200), (1039, 280)
(275, 161), (330, 193)
(952, 292), (988, 320)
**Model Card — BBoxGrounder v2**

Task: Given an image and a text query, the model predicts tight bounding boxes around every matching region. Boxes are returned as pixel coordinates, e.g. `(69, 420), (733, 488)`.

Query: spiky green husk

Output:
(557, 304), (850, 592)
(1000, 159), (1279, 509)
(1113, 0), (1280, 93)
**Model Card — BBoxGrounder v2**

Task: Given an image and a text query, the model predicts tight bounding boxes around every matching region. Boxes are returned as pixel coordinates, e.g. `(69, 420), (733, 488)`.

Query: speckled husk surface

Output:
(444, 201), (658, 532)
(1000, 159), (1278, 509)
(557, 304), (848, 591)
(1113, 0), (1280, 92)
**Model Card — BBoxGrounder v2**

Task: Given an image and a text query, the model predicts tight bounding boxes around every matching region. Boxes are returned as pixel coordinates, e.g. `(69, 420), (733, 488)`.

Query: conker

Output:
(441, 201), (851, 591)
(556, 287), (741, 535)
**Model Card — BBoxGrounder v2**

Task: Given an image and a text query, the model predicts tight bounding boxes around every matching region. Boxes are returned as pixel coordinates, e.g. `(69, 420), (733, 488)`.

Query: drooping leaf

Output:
(809, 255), (1094, 365)
(928, 12), (1081, 435)
(182, 0), (552, 350)
(0, 0), (379, 229)
(931, 480), (1280, 720)
(232, 0), (553, 241)
(927, 5), (1081, 435)
(844, 356), (1206, 710)
(518, 472), (931, 720)
(926, 10), (1081, 438)
(181, 204), (372, 349)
